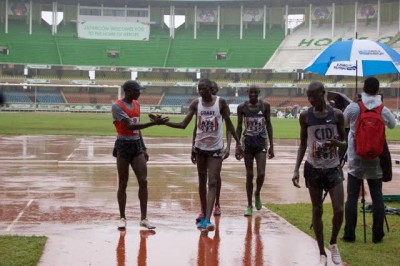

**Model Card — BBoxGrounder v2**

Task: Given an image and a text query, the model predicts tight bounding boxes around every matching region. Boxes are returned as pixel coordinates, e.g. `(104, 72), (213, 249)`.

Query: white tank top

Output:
(195, 96), (224, 151)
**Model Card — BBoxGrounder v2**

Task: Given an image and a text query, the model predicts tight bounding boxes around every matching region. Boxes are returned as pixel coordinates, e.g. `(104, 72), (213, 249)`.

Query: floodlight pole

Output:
(355, 32), (358, 96)
(356, 60), (358, 96)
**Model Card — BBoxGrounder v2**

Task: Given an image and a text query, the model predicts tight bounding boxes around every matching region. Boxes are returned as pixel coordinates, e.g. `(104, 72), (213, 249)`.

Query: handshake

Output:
(148, 113), (169, 125)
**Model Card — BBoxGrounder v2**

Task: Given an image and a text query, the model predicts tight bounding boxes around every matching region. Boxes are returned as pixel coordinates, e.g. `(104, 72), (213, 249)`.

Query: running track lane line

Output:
(66, 138), (83, 161)
(5, 199), (34, 232)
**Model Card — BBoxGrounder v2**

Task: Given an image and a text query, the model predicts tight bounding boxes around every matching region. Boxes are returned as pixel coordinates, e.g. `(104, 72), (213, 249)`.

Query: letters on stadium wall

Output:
(243, 8), (263, 22)
(298, 35), (400, 47)
(27, 64), (51, 70)
(26, 79), (50, 84)
(226, 68), (251, 73)
(77, 21), (150, 41)
(141, 105), (182, 114)
(176, 82), (197, 87)
(174, 68), (200, 73)
(128, 67), (153, 72)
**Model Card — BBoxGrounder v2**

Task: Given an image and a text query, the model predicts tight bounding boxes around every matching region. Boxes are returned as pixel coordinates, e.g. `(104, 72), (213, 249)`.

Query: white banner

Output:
(243, 8), (263, 22)
(77, 21), (150, 41)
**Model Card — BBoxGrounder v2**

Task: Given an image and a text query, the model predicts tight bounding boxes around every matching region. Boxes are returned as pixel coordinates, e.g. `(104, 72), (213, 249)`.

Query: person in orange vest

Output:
(112, 80), (168, 230)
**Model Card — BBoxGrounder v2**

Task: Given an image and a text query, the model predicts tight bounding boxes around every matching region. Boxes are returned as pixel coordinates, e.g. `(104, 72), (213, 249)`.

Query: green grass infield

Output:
(267, 203), (400, 266)
(0, 113), (399, 140)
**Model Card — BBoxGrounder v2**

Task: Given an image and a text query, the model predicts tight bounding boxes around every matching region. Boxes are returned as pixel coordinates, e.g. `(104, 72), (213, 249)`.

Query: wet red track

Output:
(1, 136), (399, 265)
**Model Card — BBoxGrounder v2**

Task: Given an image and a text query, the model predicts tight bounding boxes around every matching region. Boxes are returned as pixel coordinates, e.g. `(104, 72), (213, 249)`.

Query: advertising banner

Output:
(9, 2), (29, 16)
(311, 6), (332, 20)
(357, 4), (378, 19)
(77, 21), (150, 41)
(197, 9), (218, 23)
(243, 8), (263, 22)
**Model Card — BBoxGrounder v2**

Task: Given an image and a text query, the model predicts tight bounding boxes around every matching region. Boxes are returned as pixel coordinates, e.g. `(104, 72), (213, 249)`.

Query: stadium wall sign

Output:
(298, 35), (399, 47)
(174, 68), (200, 73)
(26, 79), (50, 84)
(175, 82), (197, 87)
(26, 64), (51, 69)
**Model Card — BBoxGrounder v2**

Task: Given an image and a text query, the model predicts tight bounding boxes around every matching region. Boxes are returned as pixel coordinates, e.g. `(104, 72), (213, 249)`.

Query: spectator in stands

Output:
(342, 77), (397, 243)
(112, 80), (168, 230)
(292, 81), (346, 265)
(166, 78), (242, 233)
(192, 81), (231, 222)
(235, 85), (274, 216)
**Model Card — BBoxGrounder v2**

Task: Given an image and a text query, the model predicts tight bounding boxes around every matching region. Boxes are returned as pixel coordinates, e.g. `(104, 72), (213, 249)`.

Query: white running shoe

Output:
(140, 218), (156, 230)
(330, 244), (342, 264)
(319, 255), (327, 266)
(118, 218), (126, 229)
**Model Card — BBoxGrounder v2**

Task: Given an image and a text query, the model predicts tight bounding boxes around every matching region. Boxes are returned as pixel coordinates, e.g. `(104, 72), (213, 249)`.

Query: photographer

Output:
(342, 77), (397, 243)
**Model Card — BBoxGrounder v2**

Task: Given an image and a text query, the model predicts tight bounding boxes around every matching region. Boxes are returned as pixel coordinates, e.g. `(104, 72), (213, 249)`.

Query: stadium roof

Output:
(25, 0), (384, 7)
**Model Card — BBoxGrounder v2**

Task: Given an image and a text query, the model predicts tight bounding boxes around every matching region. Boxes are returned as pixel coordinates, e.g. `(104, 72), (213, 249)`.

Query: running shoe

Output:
(118, 218), (126, 229)
(318, 255), (328, 266)
(197, 216), (206, 228)
(196, 212), (205, 224)
(244, 206), (253, 216)
(329, 244), (342, 265)
(255, 194), (262, 210)
(201, 220), (215, 232)
(319, 255), (327, 266)
(213, 205), (222, 216)
(140, 218), (156, 230)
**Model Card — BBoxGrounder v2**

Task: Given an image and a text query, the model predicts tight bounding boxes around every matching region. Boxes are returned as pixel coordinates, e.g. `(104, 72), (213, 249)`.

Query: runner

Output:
(292, 81), (346, 265)
(235, 85), (274, 216)
(166, 78), (242, 233)
(193, 81), (231, 223)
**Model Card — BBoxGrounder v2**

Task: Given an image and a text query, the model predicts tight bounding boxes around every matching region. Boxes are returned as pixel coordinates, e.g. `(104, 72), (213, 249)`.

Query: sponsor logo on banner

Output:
(9, 2), (29, 16)
(197, 9), (217, 22)
(243, 8), (263, 22)
(312, 6), (332, 20)
(333, 63), (356, 71)
(358, 4), (377, 19)
(358, 50), (384, 56)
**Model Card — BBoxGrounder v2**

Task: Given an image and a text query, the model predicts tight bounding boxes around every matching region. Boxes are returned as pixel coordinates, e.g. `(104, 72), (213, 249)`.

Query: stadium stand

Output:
(266, 22), (400, 70)
(3, 88), (32, 103)
(35, 89), (65, 104)
(161, 94), (195, 106)
(0, 1), (399, 114)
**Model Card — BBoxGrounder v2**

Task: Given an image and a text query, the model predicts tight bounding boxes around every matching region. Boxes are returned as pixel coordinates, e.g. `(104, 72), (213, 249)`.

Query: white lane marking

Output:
(5, 199), (34, 232)
(66, 138), (83, 161)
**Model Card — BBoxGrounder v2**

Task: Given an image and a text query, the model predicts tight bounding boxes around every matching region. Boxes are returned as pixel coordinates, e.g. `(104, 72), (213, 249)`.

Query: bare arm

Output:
(223, 129), (232, 160)
(190, 118), (197, 164)
(235, 103), (244, 143)
(292, 111), (308, 188)
(121, 116), (167, 130)
(165, 99), (197, 129)
(223, 108), (232, 160)
(325, 109), (347, 150)
(139, 131), (149, 161)
(235, 103), (245, 160)
(264, 101), (274, 159)
(220, 98), (240, 146)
